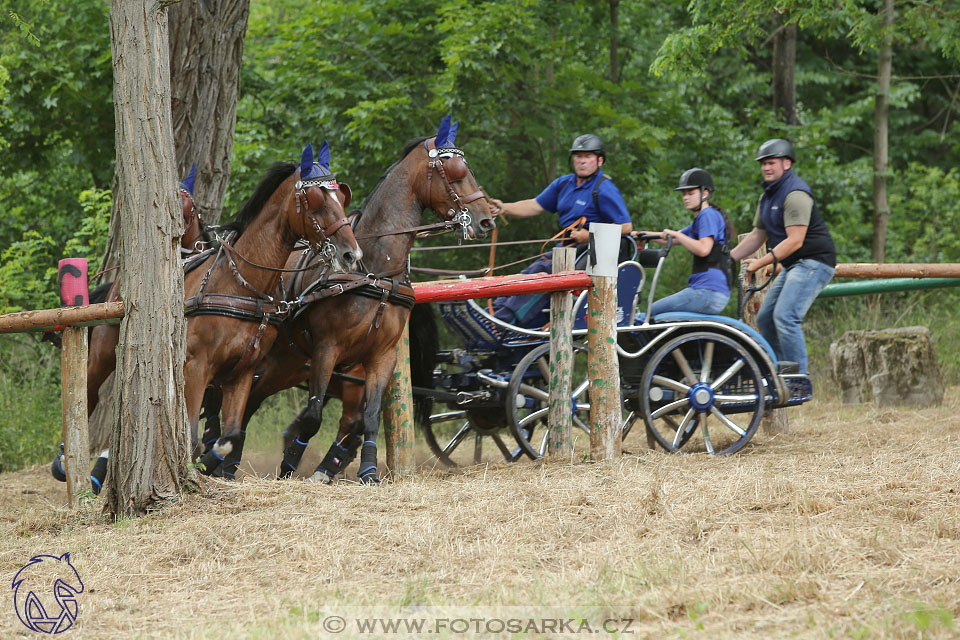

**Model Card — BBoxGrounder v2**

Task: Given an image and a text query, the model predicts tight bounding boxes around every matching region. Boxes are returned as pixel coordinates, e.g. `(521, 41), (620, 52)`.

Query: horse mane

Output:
(359, 137), (430, 211)
(222, 162), (297, 235)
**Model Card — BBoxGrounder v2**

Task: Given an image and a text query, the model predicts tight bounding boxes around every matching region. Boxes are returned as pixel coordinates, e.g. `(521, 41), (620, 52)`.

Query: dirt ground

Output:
(1, 389), (958, 639)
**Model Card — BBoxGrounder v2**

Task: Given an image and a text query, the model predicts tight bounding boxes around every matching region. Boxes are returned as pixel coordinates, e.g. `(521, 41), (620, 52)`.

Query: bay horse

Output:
(202, 116), (495, 483)
(185, 142), (362, 474)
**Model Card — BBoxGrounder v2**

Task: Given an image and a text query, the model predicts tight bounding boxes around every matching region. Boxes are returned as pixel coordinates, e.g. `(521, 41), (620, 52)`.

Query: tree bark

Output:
(609, 0), (620, 84)
(106, 0), (192, 518)
(772, 21), (798, 125)
(168, 0), (251, 226)
(872, 0), (894, 263)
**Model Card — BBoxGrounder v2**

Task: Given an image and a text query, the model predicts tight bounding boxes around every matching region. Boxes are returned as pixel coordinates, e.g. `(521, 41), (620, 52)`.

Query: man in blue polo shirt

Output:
(489, 134), (633, 327)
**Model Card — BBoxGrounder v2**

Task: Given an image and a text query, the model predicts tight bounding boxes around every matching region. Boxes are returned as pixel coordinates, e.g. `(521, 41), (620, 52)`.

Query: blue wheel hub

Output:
(688, 382), (715, 411)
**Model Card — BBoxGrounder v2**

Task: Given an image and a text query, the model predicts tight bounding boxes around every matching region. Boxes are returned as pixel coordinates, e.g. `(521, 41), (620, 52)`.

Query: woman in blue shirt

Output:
(647, 168), (734, 317)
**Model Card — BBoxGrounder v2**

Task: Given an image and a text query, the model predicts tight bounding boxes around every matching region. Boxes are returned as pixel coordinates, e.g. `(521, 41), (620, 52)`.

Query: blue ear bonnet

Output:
(298, 141), (338, 188)
(179, 163), (196, 196)
(432, 114), (464, 159)
(435, 114), (461, 148)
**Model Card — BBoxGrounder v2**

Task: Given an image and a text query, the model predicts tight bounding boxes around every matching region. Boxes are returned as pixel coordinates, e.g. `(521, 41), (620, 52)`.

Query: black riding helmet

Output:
(674, 167), (714, 194)
(755, 138), (795, 162)
(569, 134), (605, 159)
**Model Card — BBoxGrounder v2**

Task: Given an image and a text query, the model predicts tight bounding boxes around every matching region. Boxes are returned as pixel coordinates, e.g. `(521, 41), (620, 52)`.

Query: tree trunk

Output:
(168, 0), (251, 226)
(106, 0), (193, 518)
(772, 21), (798, 125)
(609, 0), (620, 84)
(872, 0), (894, 263)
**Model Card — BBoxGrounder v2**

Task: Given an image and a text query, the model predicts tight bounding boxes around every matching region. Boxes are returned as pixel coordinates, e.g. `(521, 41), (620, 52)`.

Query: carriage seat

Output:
(572, 261), (644, 331)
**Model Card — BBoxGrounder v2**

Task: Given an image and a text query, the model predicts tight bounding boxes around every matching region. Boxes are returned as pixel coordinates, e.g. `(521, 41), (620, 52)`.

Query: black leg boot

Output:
(357, 440), (380, 485)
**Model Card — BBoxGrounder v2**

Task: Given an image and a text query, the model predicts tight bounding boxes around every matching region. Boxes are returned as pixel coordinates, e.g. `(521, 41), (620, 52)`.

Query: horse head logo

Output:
(11, 553), (84, 634)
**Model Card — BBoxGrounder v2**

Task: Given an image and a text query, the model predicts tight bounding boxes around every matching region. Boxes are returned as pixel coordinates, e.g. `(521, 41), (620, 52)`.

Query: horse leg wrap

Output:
(50, 444), (66, 483)
(201, 428), (220, 455)
(200, 447), (225, 476)
(279, 438), (309, 478)
(211, 462), (237, 481)
(90, 454), (108, 495)
(316, 439), (355, 479)
(357, 441), (380, 484)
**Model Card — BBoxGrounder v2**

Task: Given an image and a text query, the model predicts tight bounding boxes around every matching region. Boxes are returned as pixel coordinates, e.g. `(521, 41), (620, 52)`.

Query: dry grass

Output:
(2, 389), (959, 639)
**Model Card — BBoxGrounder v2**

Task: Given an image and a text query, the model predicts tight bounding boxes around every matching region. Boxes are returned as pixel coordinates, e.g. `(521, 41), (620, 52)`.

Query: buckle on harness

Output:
(329, 283), (345, 296)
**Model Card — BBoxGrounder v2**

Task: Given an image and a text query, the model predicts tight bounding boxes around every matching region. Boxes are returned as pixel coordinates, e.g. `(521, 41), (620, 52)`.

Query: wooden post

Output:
(586, 223), (622, 460)
(739, 234), (789, 434)
(547, 247), (576, 456)
(61, 326), (91, 505)
(383, 320), (415, 476)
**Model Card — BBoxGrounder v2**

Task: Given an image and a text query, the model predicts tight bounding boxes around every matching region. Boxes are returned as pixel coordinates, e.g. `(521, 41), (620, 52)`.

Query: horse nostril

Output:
(480, 218), (496, 230)
(343, 251), (356, 265)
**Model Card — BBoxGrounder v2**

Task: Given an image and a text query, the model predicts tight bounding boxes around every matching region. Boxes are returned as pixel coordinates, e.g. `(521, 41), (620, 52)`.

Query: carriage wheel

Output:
(639, 331), (765, 455)
(421, 407), (524, 467)
(507, 342), (592, 459)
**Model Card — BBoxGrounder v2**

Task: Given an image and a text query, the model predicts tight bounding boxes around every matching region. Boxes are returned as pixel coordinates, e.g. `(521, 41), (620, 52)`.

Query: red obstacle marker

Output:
(58, 258), (89, 307)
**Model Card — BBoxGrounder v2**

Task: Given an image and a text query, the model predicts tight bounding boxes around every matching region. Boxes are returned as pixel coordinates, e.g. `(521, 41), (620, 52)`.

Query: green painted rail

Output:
(818, 277), (960, 298)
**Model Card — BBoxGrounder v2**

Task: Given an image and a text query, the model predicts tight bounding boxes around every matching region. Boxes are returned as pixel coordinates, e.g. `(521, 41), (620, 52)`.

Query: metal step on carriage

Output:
(418, 234), (814, 465)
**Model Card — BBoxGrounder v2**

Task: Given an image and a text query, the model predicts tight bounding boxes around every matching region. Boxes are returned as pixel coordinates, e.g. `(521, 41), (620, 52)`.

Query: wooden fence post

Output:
(738, 234), (789, 435)
(547, 247), (576, 457)
(383, 320), (415, 476)
(586, 223), (622, 460)
(61, 325), (91, 505)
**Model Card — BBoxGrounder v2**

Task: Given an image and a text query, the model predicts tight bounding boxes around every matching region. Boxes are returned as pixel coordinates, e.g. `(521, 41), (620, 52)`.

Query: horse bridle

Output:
(294, 174), (351, 262)
(424, 138), (486, 239)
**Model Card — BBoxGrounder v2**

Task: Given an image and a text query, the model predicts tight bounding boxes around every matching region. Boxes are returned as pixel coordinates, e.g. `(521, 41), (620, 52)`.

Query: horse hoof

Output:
(307, 471), (332, 484)
(359, 473), (381, 486)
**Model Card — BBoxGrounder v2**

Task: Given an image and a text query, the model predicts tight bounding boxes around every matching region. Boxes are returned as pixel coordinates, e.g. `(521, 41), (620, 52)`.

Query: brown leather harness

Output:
(183, 178), (352, 381)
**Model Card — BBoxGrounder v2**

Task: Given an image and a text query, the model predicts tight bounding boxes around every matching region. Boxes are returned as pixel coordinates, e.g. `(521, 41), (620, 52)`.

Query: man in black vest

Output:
(730, 139), (836, 373)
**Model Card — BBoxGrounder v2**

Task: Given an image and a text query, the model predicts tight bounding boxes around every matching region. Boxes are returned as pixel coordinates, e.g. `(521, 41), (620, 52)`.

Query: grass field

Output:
(1, 387), (959, 639)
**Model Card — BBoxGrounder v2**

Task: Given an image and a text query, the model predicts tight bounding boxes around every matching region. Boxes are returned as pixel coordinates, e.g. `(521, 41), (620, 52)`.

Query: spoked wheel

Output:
(421, 406), (524, 467)
(508, 342), (592, 459)
(640, 331), (765, 455)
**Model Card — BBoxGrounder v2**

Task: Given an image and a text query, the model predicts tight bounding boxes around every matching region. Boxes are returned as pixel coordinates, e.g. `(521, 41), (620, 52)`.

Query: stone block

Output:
(829, 326), (944, 407)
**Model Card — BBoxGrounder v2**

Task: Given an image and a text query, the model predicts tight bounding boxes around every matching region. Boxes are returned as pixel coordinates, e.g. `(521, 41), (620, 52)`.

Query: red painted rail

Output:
(411, 270), (592, 303)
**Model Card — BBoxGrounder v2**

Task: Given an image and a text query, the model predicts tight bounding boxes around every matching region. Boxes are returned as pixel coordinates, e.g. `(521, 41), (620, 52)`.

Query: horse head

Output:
(290, 141), (362, 271)
(179, 162), (207, 251)
(416, 115), (496, 240)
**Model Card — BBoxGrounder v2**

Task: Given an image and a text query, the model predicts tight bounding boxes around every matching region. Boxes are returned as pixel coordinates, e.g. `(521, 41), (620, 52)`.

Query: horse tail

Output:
(408, 303), (439, 427)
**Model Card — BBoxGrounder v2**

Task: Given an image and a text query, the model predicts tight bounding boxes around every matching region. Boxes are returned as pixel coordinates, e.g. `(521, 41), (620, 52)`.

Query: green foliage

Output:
(0, 230), (59, 314)
(63, 188), (111, 263)
(0, 334), (62, 473)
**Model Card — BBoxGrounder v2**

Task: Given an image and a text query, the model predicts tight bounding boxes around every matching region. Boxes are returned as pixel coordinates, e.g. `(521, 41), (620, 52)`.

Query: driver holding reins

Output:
(490, 134), (633, 327)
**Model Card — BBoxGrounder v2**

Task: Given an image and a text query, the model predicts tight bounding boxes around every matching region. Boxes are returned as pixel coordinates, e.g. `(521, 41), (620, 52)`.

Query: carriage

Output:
(417, 235), (814, 465)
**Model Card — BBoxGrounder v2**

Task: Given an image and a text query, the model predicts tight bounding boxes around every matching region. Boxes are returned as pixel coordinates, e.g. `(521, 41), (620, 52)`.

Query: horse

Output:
(187, 142), (361, 475)
(201, 116), (495, 483)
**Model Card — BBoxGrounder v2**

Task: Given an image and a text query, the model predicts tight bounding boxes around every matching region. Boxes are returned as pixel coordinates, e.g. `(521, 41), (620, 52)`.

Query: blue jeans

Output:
(650, 287), (729, 317)
(756, 258), (835, 373)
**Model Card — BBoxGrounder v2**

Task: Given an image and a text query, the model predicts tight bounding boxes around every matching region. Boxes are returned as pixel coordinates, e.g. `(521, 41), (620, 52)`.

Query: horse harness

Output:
(284, 252), (416, 370)
(182, 177), (353, 380)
